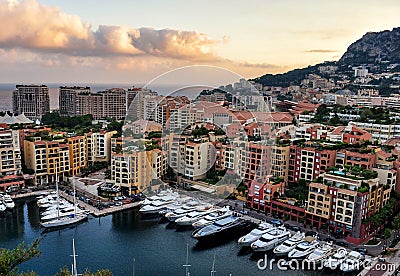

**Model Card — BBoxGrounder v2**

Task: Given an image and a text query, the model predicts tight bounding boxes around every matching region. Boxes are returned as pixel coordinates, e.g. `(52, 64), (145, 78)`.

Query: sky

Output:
(0, 0), (399, 85)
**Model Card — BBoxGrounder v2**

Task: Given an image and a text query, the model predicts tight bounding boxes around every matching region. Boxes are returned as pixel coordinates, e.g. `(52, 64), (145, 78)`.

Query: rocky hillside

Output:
(339, 27), (400, 65)
(253, 27), (400, 87)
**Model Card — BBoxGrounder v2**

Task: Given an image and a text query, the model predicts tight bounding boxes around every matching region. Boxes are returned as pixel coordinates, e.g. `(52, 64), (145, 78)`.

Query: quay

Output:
(58, 190), (141, 217)
(10, 189), (142, 218)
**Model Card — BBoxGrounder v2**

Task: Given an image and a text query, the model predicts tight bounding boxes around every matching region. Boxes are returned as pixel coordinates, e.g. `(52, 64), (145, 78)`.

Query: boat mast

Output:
(132, 257), (135, 276)
(183, 243), (191, 276)
(56, 164), (60, 218)
(71, 238), (78, 276)
(73, 177), (77, 216)
(210, 253), (216, 276)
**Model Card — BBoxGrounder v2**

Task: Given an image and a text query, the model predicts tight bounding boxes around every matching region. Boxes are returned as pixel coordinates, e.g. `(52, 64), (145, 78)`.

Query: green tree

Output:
(0, 240), (41, 276)
(383, 228), (392, 240)
(55, 267), (113, 276)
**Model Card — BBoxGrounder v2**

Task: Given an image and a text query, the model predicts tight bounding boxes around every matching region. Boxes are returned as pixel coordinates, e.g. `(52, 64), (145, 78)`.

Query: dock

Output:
(11, 189), (142, 217)
(58, 191), (142, 217)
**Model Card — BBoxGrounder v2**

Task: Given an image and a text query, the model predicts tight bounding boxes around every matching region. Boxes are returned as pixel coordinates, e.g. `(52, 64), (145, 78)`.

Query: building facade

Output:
(13, 85), (50, 120)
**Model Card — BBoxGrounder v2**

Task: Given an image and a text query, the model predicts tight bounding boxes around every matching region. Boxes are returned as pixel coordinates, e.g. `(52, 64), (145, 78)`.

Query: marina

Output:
(1, 191), (374, 275)
(0, 198), (348, 276)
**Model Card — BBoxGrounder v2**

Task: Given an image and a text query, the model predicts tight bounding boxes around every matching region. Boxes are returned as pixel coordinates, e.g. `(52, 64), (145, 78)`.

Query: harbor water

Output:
(0, 198), (344, 276)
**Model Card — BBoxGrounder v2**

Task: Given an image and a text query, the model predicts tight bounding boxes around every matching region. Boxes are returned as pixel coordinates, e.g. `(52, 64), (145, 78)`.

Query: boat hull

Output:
(252, 235), (290, 252)
(193, 221), (249, 242)
(40, 215), (88, 228)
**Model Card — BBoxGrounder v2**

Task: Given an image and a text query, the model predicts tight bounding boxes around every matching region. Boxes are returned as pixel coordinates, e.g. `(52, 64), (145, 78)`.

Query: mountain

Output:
(253, 27), (400, 87)
(339, 27), (400, 65)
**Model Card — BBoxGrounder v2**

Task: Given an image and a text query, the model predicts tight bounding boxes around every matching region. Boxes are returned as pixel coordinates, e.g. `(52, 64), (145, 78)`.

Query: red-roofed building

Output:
(342, 126), (372, 145)
(247, 177), (285, 211)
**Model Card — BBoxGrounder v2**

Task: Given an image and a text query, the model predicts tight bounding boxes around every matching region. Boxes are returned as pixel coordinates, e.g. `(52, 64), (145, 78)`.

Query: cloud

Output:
(237, 61), (285, 69)
(0, 0), (218, 61)
(291, 28), (351, 40)
(305, 49), (339, 53)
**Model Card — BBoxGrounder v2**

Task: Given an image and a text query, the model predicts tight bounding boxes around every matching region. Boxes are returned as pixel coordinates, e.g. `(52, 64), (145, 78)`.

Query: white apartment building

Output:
(0, 130), (22, 176)
(351, 122), (400, 142)
(86, 130), (117, 164)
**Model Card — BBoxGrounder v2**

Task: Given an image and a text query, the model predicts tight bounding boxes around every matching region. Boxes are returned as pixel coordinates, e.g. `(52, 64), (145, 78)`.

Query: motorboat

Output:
(140, 190), (179, 206)
(323, 248), (348, 270)
(288, 236), (319, 259)
(165, 202), (207, 222)
(340, 250), (364, 272)
(159, 196), (193, 215)
(175, 209), (215, 226)
(192, 216), (246, 241)
(237, 222), (274, 247)
(192, 207), (232, 229)
(0, 199), (6, 212)
(138, 194), (179, 216)
(37, 194), (58, 206)
(41, 207), (88, 222)
(3, 194), (15, 209)
(273, 231), (305, 256)
(250, 226), (291, 252)
(306, 242), (335, 264)
(41, 201), (75, 216)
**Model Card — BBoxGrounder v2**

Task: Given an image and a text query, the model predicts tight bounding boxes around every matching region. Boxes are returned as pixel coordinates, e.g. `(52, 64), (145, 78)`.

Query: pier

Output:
(58, 190), (141, 217)
(10, 189), (142, 217)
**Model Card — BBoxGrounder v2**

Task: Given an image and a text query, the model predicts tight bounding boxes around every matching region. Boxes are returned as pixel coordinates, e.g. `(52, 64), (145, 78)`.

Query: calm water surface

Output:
(0, 198), (340, 276)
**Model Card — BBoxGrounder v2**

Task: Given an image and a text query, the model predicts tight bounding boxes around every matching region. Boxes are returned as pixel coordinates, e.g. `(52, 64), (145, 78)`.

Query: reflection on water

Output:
(0, 199), (352, 276)
(0, 200), (25, 242)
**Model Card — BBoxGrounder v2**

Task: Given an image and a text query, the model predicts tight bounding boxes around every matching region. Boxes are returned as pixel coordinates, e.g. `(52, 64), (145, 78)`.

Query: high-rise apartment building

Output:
(13, 85), (50, 120)
(59, 86), (91, 116)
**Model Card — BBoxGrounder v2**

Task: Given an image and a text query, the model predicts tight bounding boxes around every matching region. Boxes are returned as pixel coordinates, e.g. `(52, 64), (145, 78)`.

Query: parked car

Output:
(270, 219), (282, 226)
(289, 225), (301, 232)
(305, 231), (318, 237)
(115, 202), (123, 206)
(336, 241), (348, 247)
(355, 247), (368, 254)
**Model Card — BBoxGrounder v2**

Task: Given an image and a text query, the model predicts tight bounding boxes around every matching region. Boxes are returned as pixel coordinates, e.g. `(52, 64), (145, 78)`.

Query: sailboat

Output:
(183, 244), (191, 276)
(71, 238), (79, 276)
(41, 174), (88, 228)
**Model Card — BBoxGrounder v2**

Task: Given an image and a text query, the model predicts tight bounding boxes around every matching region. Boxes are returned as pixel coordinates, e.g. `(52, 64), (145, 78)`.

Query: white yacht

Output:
(273, 231), (305, 256)
(288, 236), (319, 259)
(0, 199), (6, 212)
(175, 209), (215, 226)
(41, 207), (88, 222)
(3, 194), (15, 209)
(340, 251), (364, 272)
(159, 196), (193, 215)
(306, 242), (335, 264)
(41, 201), (74, 216)
(192, 207), (232, 229)
(37, 195), (59, 208)
(140, 190), (179, 206)
(238, 222), (274, 247)
(138, 194), (178, 215)
(250, 226), (291, 252)
(165, 202), (207, 222)
(323, 248), (348, 270)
